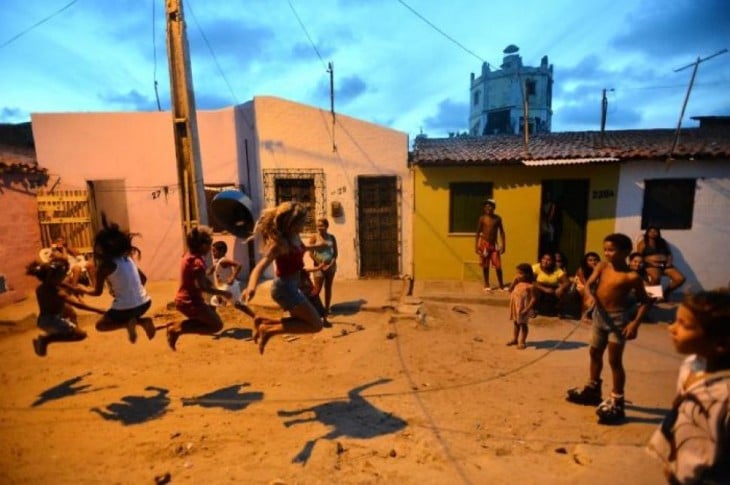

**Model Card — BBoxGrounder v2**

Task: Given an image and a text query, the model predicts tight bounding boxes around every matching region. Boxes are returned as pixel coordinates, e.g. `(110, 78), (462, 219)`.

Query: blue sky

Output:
(1, 0), (728, 140)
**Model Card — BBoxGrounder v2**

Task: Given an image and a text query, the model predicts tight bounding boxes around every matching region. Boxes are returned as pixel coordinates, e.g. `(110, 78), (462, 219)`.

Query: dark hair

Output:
(186, 226), (214, 253)
(682, 289), (730, 341)
(580, 252), (601, 280)
(212, 241), (228, 254)
(94, 214), (141, 261)
(317, 218), (329, 229)
(516, 263), (534, 282)
(554, 251), (567, 268)
(643, 225), (670, 254)
(539, 252), (556, 272)
(26, 259), (68, 282)
(604, 233), (632, 253)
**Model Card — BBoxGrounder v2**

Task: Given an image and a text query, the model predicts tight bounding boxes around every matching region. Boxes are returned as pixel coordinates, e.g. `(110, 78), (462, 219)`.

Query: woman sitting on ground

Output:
(574, 252), (601, 318)
(531, 252), (570, 316)
(636, 226), (686, 298)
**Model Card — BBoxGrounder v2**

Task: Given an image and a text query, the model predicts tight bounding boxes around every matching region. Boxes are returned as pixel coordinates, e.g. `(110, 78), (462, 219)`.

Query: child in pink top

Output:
(507, 263), (536, 349)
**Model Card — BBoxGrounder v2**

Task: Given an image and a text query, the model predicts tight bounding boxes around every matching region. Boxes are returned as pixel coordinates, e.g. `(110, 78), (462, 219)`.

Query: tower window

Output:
(526, 80), (536, 96)
(473, 91), (480, 106)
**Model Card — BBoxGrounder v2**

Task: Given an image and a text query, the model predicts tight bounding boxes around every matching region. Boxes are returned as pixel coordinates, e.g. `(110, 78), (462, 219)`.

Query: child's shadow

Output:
(90, 386), (170, 425)
(624, 403), (670, 425)
(181, 383), (263, 411)
(530, 340), (587, 350)
(32, 372), (115, 407)
(329, 299), (367, 316)
(277, 378), (406, 465)
(212, 327), (253, 341)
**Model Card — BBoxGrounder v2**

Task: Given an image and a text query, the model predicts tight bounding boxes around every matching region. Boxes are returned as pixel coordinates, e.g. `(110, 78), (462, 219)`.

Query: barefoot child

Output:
(242, 201), (327, 354)
(167, 226), (233, 351)
(507, 263), (535, 349)
(81, 216), (156, 343)
(27, 259), (104, 357)
(566, 233), (652, 424)
(647, 289), (730, 483)
(206, 240), (256, 317)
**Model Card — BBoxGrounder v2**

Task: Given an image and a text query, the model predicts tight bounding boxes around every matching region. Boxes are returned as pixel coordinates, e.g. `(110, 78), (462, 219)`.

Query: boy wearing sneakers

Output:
(566, 233), (652, 424)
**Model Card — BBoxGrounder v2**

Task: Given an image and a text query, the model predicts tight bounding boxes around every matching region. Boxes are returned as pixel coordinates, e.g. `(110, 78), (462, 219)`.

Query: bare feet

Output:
(506, 340), (518, 346)
(234, 301), (256, 319)
(253, 317), (266, 344)
(517, 342), (527, 350)
(125, 319), (138, 343)
(140, 318), (156, 340)
(33, 337), (47, 357)
(166, 327), (179, 351)
(257, 326), (272, 355)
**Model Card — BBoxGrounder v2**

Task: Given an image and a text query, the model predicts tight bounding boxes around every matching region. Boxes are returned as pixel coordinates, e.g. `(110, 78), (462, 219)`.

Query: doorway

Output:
(357, 176), (400, 277)
(539, 179), (589, 275)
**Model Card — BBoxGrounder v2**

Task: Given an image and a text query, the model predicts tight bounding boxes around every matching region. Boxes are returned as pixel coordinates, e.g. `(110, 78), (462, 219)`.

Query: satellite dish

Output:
(210, 190), (255, 239)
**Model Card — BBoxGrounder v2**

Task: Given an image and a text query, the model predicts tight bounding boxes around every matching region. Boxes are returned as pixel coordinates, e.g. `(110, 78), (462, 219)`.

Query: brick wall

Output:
(0, 191), (41, 307)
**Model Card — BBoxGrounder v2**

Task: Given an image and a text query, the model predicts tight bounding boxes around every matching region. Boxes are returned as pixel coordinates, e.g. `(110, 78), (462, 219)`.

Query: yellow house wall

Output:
(413, 164), (619, 280)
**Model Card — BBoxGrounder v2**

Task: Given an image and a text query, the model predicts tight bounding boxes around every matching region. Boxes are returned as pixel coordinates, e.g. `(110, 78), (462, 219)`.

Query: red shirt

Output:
(175, 252), (206, 306)
(275, 244), (305, 277)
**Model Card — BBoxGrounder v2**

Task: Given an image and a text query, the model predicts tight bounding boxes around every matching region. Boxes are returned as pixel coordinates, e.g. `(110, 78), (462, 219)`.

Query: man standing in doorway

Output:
(475, 199), (506, 292)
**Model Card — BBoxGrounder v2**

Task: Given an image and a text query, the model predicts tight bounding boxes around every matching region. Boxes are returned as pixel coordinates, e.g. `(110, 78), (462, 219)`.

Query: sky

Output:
(1, 0), (729, 141)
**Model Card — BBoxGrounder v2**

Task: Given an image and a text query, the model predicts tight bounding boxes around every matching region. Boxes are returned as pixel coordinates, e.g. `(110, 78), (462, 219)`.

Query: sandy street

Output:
(0, 293), (680, 484)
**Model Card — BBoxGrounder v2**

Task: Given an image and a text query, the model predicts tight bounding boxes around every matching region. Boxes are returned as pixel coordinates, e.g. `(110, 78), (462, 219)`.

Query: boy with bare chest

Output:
(566, 233), (652, 423)
(475, 199), (506, 291)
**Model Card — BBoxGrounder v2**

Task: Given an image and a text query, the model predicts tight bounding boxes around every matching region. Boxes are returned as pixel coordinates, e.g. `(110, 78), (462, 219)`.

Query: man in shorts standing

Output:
(475, 199), (506, 291)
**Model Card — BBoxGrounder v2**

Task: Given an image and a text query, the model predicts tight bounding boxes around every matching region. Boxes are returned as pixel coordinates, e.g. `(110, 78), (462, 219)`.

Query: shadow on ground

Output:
(181, 383), (263, 411)
(277, 378), (406, 464)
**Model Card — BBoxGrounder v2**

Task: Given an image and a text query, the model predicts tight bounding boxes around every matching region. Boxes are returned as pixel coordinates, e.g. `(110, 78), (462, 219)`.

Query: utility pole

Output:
(668, 48), (728, 159)
(599, 88), (614, 146)
(166, 0), (208, 246)
(328, 61), (337, 152)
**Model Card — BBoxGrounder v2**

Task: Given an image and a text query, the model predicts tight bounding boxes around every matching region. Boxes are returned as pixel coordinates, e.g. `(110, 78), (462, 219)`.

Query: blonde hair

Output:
(252, 201), (308, 253)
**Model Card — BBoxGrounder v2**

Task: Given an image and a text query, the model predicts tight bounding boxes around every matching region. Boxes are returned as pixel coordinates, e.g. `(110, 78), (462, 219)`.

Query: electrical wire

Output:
(152, 0), (162, 111)
(0, 0), (80, 49)
(286, 0), (328, 72)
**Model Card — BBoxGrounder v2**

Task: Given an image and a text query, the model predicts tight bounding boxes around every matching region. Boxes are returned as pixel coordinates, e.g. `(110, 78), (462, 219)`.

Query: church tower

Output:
(469, 45), (553, 135)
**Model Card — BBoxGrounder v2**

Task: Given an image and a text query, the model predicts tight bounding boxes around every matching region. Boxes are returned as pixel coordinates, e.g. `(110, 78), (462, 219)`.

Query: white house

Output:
(31, 96), (411, 282)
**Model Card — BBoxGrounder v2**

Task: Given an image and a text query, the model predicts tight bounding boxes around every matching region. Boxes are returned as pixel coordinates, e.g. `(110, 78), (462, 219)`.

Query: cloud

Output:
(612, 0), (730, 59)
(98, 89), (161, 112)
(423, 99), (468, 134)
(0, 107), (26, 123)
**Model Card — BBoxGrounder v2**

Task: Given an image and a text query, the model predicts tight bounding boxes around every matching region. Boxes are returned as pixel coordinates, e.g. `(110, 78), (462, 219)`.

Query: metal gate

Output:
(36, 189), (94, 255)
(357, 176), (400, 277)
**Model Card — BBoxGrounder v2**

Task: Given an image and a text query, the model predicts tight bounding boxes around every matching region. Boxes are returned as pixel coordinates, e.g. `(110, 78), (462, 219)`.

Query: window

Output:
(473, 90), (480, 106)
(450, 182), (493, 233)
(275, 178), (316, 232)
(641, 178), (696, 230)
(262, 169), (325, 234)
(525, 79), (536, 96)
(204, 183), (238, 233)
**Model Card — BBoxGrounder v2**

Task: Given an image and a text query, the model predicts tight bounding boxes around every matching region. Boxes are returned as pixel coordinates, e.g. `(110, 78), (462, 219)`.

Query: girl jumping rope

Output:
(81, 216), (156, 343)
(27, 259), (104, 357)
(167, 226), (232, 351)
(243, 201), (326, 354)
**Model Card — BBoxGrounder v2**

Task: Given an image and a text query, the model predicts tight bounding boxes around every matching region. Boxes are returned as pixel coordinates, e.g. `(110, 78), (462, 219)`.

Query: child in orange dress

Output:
(507, 263), (536, 349)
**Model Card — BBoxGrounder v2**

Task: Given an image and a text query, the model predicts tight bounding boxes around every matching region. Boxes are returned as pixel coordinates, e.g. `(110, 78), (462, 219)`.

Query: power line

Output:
(395, 0), (493, 67)
(183, 0), (239, 105)
(0, 0), (80, 49)
(286, 0), (328, 72)
(152, 0), (162, 111)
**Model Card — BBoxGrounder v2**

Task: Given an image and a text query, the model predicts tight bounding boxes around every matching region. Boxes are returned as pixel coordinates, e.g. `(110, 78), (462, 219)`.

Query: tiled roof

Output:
(410, 126), (730, 166)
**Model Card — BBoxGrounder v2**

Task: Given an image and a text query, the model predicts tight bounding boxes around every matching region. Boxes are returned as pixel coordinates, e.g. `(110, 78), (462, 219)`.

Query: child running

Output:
(81, 216), (156, 343)
(167, 226), (233, 351)
(507, 263), (536, 349)
(242, 201), (326, 354)
(647, 289), (730, 483)
(27, 259), (104, 357)
(566, 233), (652, 424)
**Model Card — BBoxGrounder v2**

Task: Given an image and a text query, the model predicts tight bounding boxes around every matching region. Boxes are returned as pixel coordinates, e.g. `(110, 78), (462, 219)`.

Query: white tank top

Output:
(107, 257), (150, 310)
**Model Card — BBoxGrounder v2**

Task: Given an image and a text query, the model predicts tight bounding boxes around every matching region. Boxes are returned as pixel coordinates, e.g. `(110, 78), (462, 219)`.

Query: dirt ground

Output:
(0, 293), (681, 484)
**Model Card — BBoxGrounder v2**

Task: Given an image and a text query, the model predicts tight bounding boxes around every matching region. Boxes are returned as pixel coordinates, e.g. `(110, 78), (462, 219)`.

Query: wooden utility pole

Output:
(166, 0), (208, 245)
(668, 48), (728, 159)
